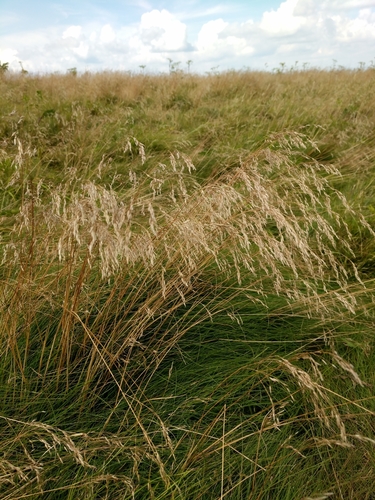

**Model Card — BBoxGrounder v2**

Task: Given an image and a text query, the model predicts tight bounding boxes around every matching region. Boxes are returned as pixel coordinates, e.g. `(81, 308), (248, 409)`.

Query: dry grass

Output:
(1, 68), (375, 499)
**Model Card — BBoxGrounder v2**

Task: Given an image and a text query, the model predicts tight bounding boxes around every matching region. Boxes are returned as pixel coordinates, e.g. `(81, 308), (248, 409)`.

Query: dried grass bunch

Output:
(2, 131), (369, 381)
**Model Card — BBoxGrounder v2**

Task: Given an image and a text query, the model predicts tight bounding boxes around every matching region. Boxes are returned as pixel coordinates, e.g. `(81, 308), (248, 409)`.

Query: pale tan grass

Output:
(1, 130), (370, 386)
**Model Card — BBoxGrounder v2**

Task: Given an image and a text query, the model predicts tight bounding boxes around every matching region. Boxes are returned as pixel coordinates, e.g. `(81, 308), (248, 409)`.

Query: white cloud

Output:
(62, 25), (82, 39)
(260, 0), (306, 35)
(0, 48), (18, 66)
(194, 19), (254, 69)
(334, 9), (375, 40)
(197, 19), (228, 50)
(139, 9), (190, 51)
(89, 31), (98, 42)
(295, 0), (375, 15)
(100, 24), (116, 44)
(328, 0), (375, 8)
(1, 4), (375, 74)
(73, 42), (89, 59)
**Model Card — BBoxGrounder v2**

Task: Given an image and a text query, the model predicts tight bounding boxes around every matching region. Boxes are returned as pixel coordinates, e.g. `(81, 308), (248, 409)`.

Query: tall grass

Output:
(1, 68), (375, 499)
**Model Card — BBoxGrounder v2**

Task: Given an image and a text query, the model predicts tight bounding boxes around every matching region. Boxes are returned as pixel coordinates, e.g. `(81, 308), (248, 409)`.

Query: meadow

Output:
(1, 66), (375, 499)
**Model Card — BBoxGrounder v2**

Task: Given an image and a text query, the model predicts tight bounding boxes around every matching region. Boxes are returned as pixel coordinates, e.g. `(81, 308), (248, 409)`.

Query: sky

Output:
(1, 0), (375, 74)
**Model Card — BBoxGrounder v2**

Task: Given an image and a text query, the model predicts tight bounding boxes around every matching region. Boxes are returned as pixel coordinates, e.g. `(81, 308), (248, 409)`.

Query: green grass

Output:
(1, 68), (375, 499)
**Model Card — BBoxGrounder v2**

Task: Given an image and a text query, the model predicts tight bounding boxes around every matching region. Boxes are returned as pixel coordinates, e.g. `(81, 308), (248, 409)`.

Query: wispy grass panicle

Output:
(1, 131), (368, 379)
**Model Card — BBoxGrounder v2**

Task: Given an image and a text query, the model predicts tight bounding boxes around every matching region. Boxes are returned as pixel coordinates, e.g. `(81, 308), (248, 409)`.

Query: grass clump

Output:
(1, 68), (375, 499)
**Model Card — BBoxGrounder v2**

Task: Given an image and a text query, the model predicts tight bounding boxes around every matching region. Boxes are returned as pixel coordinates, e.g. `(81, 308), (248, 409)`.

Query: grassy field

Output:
(1, 67), (375, 499)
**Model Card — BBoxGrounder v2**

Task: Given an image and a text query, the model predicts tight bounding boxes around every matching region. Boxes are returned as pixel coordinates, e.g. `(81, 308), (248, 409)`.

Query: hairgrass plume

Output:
(1, 69), (375, 498)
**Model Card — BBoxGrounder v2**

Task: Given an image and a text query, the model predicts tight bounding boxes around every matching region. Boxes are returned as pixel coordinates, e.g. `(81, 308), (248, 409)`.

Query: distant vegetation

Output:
(1, 67), (375, 499)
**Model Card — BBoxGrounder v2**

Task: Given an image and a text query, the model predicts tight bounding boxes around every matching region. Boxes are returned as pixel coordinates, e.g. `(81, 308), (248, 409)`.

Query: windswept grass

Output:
(1, 68), (375, 499)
